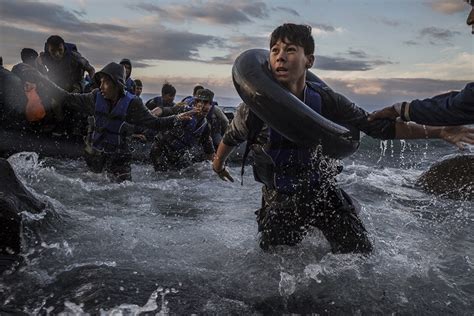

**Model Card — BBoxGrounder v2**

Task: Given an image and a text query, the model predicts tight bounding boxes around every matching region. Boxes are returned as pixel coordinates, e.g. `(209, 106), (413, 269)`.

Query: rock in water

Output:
(0, 158), (44, 273)
(417, 154), (474, 200)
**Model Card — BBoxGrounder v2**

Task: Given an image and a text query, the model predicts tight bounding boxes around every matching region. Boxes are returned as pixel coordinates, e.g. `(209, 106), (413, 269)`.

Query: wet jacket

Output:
(41, 43), (92, 92)
(91, 92), (133, 153)
(262, 84), (323, 193)
(158, 104), (215, 156)
(162, 100), (229, 149)
(403, 82), (474, 125)
(57, 90), (176, 153)
(0, 67), (27, 126)
(223, 82), (397, 192)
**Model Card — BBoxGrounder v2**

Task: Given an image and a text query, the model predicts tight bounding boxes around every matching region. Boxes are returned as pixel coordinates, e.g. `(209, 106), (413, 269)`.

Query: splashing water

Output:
(1, 136), (473, 314)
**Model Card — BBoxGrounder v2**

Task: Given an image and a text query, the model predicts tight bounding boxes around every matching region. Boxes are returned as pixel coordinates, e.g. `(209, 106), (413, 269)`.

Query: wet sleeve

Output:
(145, 98), (156, 110)
(63, 91), (96, 114)
(222, 102), (250, 146)
(326, 92), (396, 140)
(126, 98), (176, 131)
(72, 52), (92, 71)
(201, 127), (215, 154)
(161, 105), (185, 117)
(214, 106), (229, 134)
(408, 82), (474, 126)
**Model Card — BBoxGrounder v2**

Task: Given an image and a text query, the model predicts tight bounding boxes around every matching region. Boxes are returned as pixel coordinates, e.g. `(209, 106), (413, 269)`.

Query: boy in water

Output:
(212, 23), (474, 252)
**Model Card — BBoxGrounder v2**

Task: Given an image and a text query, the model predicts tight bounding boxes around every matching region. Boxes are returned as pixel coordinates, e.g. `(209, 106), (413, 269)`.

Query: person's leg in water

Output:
(150, 141), (171, 172)
(256, 187), (309, 250)
(309, 185), (373, 254)
(105, 152), (132, 182)
(84, 151), (105, 174)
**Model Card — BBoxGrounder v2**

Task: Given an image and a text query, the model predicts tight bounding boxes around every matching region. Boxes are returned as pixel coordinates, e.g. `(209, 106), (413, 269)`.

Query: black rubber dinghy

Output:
(232, 49), (359, 159)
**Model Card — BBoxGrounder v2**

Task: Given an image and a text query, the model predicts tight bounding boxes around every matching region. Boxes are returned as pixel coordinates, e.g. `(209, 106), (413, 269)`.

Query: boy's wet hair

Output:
(46, 35), (65, 48)
(162, 82), (176, 96)
(270, 23), (315, 55)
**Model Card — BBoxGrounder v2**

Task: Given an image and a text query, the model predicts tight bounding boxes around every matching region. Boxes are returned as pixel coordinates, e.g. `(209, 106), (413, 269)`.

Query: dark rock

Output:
(417, 154), (474, 200)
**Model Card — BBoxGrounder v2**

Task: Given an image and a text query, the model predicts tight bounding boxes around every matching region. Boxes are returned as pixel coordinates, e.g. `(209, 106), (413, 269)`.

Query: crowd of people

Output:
(0, 35), (229, 181)
(0, 0), (473, 253)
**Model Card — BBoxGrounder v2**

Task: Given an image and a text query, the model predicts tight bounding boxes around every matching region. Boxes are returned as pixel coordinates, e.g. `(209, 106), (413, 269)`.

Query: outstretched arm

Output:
(369, 82), (474, 126)
(395, 121), (474, 149)
(212, 141), (235, 182)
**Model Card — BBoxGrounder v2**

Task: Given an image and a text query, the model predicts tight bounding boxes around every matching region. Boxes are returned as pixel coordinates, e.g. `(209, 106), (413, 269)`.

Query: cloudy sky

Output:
(0, 0), (472, 109)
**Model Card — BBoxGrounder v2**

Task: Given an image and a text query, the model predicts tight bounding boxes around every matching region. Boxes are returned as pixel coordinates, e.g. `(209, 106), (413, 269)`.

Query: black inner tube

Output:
(232, 49), (360, 159)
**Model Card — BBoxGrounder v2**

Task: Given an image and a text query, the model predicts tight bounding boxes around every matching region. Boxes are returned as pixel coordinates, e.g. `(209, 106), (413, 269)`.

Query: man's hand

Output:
(368, 103), (402, 121)
(212, 165), (234, 182)
(440, 126), (474, 150)
(151, 107), (163, 117)
(212, 156), (234, 182)
(176, 109), (196, 121)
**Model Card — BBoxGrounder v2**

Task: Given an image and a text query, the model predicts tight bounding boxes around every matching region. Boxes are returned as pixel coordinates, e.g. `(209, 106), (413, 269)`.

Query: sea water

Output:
(0, 137), (472, 314)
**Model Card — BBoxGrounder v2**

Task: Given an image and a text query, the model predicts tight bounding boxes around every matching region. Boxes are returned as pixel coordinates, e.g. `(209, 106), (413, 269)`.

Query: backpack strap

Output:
(240, 110), (264, 185)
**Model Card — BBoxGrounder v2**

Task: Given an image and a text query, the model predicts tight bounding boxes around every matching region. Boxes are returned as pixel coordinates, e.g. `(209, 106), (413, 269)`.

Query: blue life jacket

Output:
(264, 83), (322, 194)
(182, 96), (193, 105)
(91, 92), (133, 153)
(125, 77), (135, 94)
(167, 106), (209, 151)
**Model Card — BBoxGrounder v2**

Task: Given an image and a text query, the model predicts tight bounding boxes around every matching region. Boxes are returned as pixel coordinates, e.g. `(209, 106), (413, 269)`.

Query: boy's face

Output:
(122, 64), (132, 78)
(269, 38), (314, 87)
(99, 75), (119, 101)
(135, 86), (143, 96)
(163, 93), (175, 104)
(194, 99), (212, 117)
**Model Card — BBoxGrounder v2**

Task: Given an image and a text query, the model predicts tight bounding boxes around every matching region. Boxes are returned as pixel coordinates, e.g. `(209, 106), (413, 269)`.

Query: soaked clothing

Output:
(403, 82), (474, 125)
(257, 185), (372, 253)
(1, 66), (27, 125)
(84, 151), (132, 182)
(150, 105), (214, 171)
(222, 83), (396, 252)
(161, 103), (229, 150)
(61, 90), (176, 181)
(40, 48), (92, 93)
(208, 106), (229, 148)
(39, 46), (94, 135)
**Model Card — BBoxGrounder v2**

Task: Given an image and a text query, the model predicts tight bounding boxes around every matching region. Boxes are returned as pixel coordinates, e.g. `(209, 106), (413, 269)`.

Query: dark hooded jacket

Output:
(119, 58), (135, 93)
(0, 66), (27, 125)
(41, 43), (92, 92)
(55, 62), (176, 146)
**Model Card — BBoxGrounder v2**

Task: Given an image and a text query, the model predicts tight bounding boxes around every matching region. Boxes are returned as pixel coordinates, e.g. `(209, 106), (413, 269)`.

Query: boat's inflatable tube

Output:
(0, 129), (84, 159)
(232, 49), (359, 159)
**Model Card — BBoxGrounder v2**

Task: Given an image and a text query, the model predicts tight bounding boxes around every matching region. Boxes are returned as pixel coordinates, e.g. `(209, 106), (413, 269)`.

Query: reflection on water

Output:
(1, 138), (473, 314)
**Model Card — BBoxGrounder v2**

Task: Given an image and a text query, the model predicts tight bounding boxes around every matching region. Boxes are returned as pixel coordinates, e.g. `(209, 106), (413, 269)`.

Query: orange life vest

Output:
(24, 82), (46, 122)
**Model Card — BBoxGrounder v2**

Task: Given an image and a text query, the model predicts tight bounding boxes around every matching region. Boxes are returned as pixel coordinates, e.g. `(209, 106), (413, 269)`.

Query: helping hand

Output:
(176, 109), (196, 121)
(368, 103), (401, 121)
(440, 126), (474, 150)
